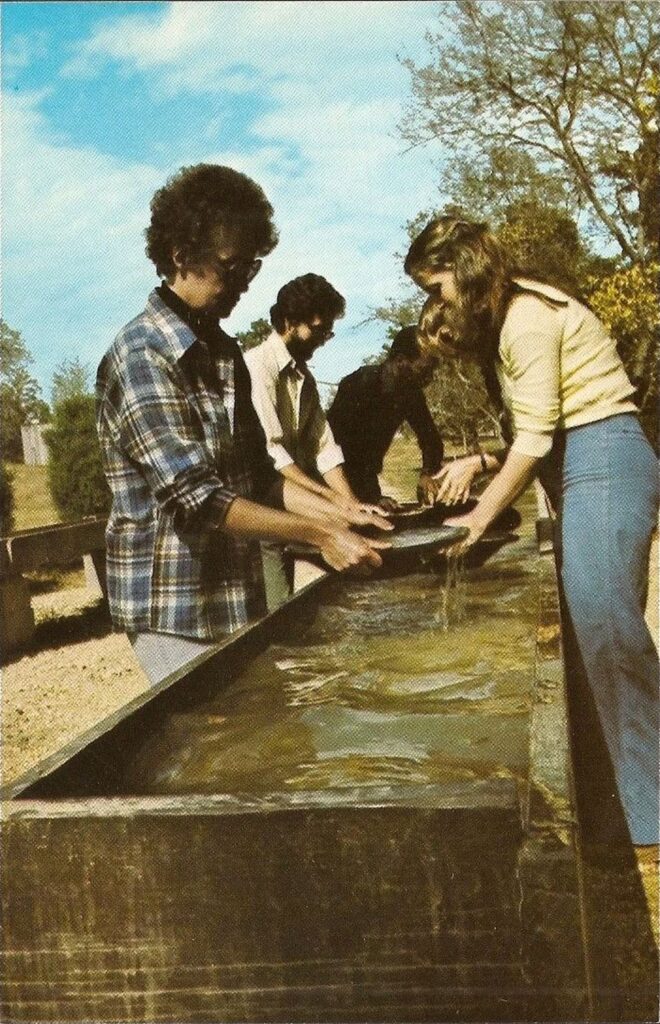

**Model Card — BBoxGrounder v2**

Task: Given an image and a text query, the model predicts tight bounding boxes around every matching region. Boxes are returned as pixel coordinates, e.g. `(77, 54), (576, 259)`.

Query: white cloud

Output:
(1, 30), (49, 76)
(64, 1), (438, 100)
(2, 91), (161, 397)
(5, 2), (446, 393)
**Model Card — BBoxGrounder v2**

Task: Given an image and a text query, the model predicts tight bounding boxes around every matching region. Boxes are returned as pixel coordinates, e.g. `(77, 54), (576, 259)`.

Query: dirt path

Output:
(1, 588), (148, 787)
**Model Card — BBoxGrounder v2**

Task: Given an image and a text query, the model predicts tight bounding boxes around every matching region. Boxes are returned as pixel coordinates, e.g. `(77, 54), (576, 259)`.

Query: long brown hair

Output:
(405, 217), (517, 359)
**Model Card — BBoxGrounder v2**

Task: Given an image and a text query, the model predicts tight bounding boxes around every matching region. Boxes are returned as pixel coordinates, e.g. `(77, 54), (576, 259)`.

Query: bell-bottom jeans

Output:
(543, 414), (659, 844)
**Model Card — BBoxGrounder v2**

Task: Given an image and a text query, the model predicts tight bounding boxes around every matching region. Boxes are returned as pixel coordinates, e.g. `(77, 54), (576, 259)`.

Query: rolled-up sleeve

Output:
(500, 295), (563, 459)
(315, 415), (345, 474)
(117, 348), (236, 526)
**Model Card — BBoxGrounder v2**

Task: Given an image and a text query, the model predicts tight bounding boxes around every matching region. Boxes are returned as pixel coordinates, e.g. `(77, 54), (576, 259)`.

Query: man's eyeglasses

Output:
(207, 256), (263, 283)
(309, 322), (335, 342)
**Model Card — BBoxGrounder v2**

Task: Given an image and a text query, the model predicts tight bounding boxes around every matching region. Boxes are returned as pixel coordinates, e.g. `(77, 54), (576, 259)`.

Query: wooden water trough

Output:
(1, 500), (657, 1024)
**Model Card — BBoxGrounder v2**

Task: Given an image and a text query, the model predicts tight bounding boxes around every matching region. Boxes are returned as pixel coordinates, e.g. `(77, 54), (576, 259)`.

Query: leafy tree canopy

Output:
(51, 355), (91, 410)
(45, 394), (111, 522)
(235, 318), (271, 351)
(0, 320), (49, 461)
(0, 462), (15, 535)
(401, 1), (659, 262)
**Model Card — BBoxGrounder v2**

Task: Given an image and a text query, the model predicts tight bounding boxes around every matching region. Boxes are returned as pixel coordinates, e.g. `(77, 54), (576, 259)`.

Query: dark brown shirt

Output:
(327, 363), (444, 502)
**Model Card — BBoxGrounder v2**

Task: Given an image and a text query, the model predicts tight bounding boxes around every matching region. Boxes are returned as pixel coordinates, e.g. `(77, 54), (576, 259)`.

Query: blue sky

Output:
(2, 1), (447, 402)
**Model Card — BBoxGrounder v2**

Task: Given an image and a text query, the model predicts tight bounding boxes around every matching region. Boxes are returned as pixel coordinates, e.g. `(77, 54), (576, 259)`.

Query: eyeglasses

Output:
(206, 255), (263, 283)
(309, 322), (335, 342)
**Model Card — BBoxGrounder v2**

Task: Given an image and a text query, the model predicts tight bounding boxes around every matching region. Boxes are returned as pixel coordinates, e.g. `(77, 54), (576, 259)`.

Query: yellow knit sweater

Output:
(497, 278), (638, 458)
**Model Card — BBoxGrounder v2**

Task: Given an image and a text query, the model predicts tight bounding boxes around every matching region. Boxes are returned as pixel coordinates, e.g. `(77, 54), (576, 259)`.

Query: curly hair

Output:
(270, 274), (346, 334)
(145, 164), (279, 279)
(405, 217), (517, 354)
(387, 325), (420, 361)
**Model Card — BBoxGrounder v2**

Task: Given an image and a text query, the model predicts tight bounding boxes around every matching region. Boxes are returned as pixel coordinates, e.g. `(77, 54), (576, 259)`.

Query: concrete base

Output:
(0, 574), (35, 658)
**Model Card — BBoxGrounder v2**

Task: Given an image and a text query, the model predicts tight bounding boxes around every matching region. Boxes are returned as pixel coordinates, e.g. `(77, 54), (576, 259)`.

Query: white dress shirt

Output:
(244, 331), (344, 477)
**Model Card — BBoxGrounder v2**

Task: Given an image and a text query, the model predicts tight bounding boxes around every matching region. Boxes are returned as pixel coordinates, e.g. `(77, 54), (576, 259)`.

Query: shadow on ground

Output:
(3, 599), (113, 666)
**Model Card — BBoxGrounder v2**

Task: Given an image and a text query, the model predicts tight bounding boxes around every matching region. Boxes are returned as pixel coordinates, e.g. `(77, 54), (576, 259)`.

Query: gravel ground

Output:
(1, 587), (148, 787)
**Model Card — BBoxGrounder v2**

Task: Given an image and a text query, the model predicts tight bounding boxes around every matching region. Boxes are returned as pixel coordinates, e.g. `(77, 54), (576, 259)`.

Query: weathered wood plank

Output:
(4, 518), (106, 572)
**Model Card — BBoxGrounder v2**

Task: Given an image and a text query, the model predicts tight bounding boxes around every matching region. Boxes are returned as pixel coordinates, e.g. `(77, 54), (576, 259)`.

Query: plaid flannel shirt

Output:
(96, 290), (276, 640)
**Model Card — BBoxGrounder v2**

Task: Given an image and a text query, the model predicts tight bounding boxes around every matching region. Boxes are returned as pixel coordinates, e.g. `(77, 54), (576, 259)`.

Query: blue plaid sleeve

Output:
(117, 346), (236, 526)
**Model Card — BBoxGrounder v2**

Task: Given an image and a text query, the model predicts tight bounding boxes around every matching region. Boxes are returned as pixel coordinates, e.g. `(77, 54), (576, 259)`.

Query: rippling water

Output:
(118, 502), (539, 798)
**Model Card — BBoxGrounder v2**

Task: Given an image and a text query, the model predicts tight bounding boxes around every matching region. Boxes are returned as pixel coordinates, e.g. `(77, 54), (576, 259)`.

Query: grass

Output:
(381, 433), (476, 502)
(380, 435), (421, 502)
(5, 463), (81, 589)
(6, 462), (60, 532)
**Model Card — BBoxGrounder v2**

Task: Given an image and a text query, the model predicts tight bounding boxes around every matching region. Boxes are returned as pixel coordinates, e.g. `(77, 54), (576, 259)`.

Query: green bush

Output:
(45, 395), (111, 521)
(0, 462), (15, 535)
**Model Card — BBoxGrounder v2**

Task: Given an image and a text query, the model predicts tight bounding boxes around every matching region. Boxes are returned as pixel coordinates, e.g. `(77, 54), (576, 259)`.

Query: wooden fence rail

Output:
(0, 517), (107, 657)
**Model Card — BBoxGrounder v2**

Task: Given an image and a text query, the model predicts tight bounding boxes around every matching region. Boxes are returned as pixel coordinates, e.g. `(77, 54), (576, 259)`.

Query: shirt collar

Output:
(266, 331), (301, 375)
(145, 287), (237, 363)
(512, 277), (569, 307)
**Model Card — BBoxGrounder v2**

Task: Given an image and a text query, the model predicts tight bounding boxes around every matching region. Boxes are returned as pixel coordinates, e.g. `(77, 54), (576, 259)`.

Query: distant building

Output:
(21, 420), (49, 466)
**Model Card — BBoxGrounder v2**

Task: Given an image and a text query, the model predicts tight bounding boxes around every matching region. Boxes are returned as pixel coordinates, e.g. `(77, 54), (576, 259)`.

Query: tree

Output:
(0, 462), (15, 535)
(587, 262), (659, 447)
(0, 320), (49, 461)
(51, 356), (90, 409)
(361, 296), (424, 366)
(401, 1), (659, 261)
(497, 199), (617, 295)
(45, 395), (111, 521)
(427, 359), (502, 451)
(443, 146), (574, 224)
(235, 318), (271, 351)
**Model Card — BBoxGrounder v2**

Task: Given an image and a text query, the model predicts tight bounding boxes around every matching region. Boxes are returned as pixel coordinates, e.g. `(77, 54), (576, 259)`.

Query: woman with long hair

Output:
(407, 216), (658, 848)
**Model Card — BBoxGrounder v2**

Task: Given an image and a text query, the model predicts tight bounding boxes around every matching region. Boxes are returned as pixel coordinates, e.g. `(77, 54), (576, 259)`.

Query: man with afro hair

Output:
(96, 165), (388, 683)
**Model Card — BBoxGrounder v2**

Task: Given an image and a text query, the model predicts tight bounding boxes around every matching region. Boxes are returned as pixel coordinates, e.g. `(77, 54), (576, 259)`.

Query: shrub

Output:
(45, 395), (111, 521)
(0, 462), (15, 535)
(587, 263), (659, 449)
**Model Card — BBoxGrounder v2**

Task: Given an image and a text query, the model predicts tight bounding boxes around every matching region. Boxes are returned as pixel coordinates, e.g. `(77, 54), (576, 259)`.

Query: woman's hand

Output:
(432, 455), (482, 505)
(443, 511), (489, 556)
(378, 495), (401, 514)
(417, 471), (438, 506)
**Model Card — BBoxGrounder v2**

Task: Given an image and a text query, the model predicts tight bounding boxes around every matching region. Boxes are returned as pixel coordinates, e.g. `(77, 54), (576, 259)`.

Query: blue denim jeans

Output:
(545, 414), (659, 844)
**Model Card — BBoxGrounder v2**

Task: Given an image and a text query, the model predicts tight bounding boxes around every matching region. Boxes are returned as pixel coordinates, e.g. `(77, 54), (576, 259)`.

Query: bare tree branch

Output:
(399, 0), (658, 261)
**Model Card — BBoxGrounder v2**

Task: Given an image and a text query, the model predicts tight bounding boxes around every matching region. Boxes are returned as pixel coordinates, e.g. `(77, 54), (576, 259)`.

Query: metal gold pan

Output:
(286, 524), (470, 562)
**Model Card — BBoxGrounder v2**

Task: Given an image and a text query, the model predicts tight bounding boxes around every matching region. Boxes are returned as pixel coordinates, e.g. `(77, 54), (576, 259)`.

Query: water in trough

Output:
(116, 527), (536, 799)
(4, 488), (657, 1022)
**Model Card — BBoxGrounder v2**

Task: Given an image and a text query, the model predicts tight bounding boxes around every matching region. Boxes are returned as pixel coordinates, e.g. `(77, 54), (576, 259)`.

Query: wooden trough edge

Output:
(2, 506), (567, 828)
(1, 778), (521, 821)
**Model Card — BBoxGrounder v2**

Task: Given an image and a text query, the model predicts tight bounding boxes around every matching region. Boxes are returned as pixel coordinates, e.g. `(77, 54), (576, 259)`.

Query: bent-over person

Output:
(244, 273), (390, 605)
(96, 165), (387, 685)
(327, 326), (444, 511)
